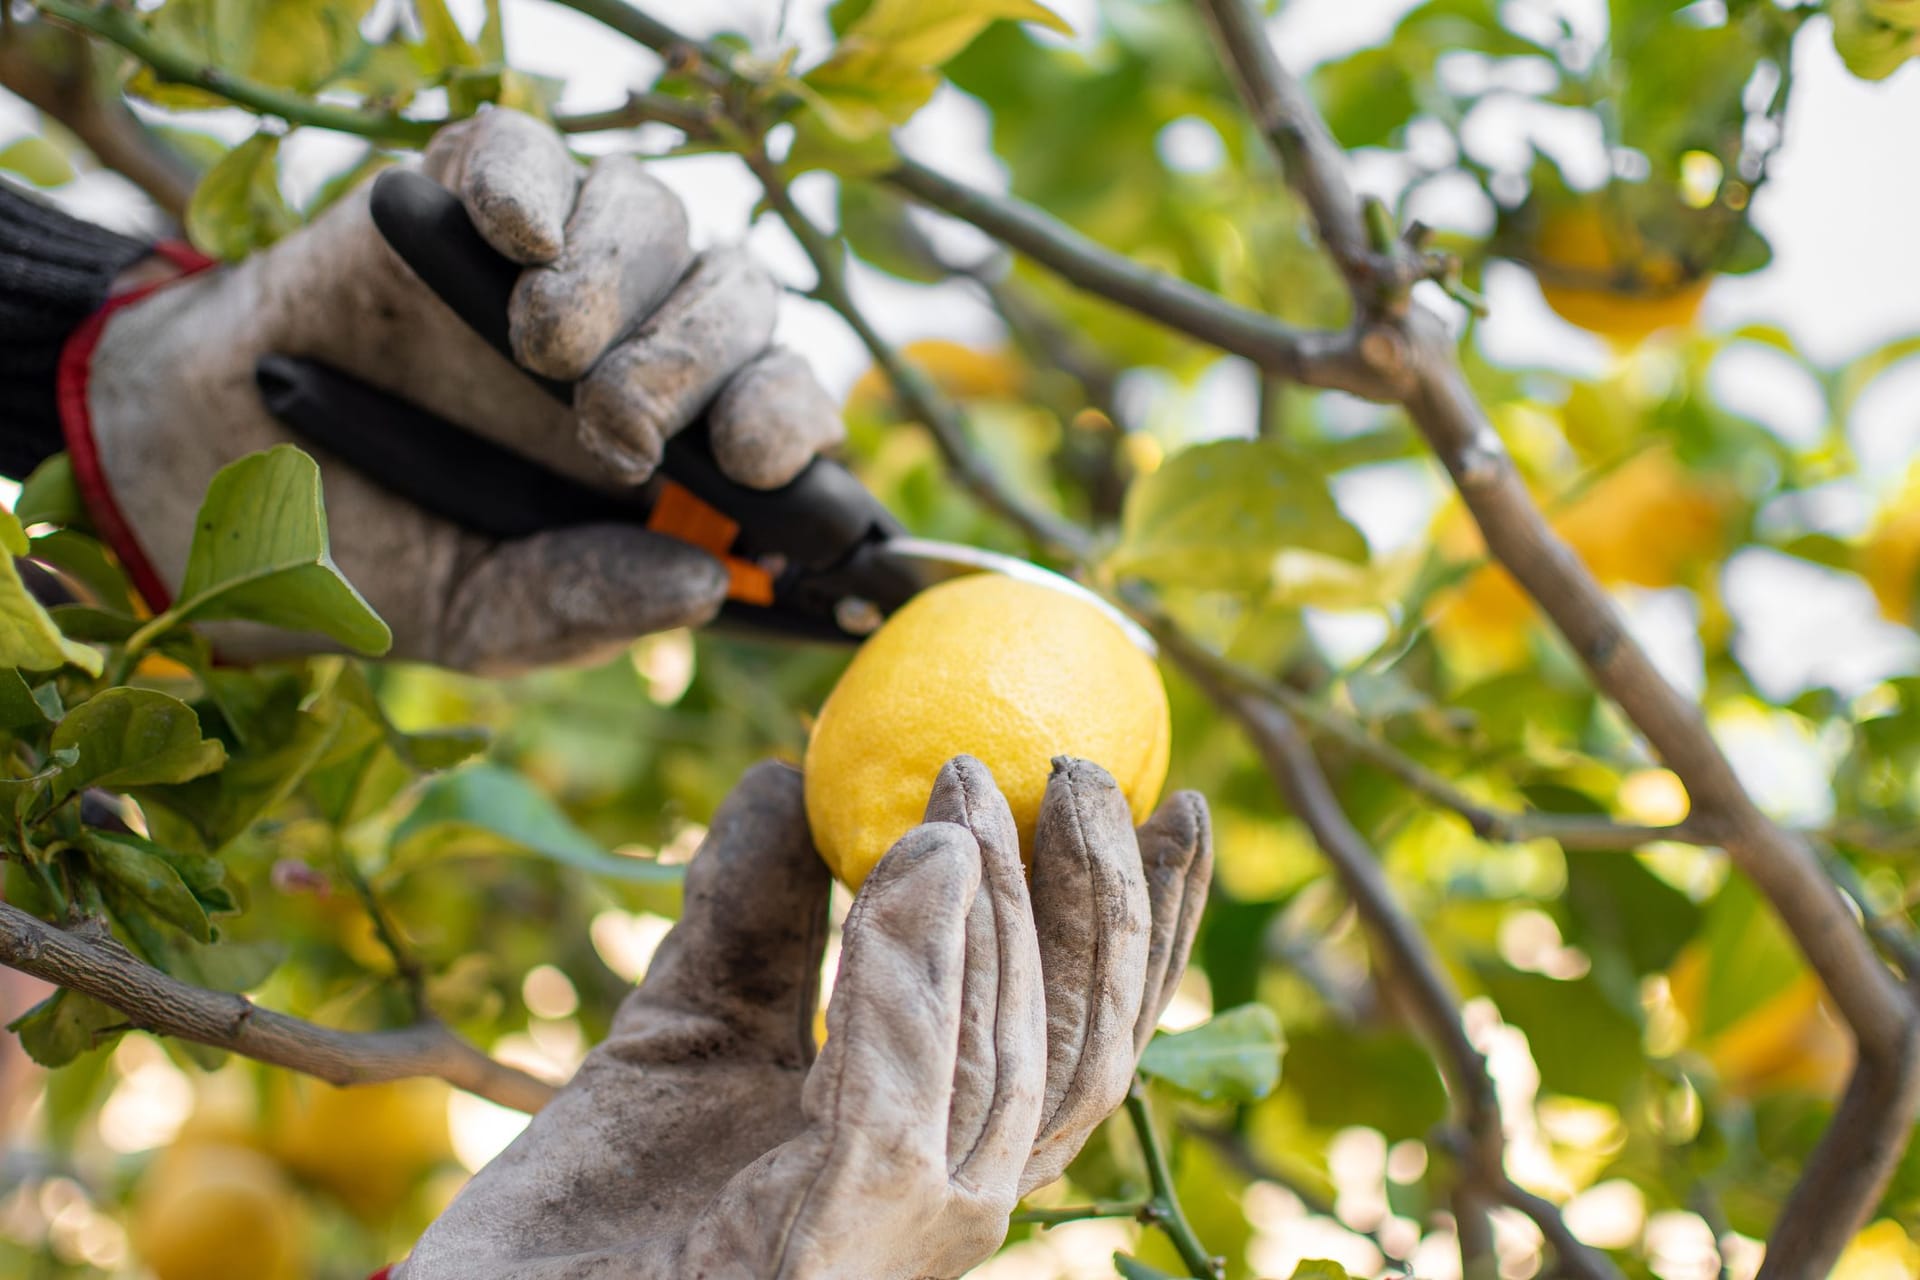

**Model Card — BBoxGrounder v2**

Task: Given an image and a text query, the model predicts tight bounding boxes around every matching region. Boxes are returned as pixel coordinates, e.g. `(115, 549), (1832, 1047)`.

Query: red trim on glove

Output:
(369, 1267), (394, 1280)
(55, 241), (218, 616)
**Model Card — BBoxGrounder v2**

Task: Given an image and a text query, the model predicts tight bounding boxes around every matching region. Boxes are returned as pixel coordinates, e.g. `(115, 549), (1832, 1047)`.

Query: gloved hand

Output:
(397, 754), (1211, 1280)
(73, 107), (842, 672)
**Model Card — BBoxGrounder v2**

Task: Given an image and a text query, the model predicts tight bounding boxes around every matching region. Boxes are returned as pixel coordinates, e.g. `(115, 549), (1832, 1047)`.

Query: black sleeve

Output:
(0, 182), (152, 480)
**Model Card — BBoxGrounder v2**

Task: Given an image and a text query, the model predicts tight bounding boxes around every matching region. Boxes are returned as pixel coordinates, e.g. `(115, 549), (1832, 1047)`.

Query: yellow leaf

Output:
(805, 0), (1069, 136)
(0, 136), (77, 188)
(1833, 1221), (1920, 1280)
(843, 0), (1071, 66)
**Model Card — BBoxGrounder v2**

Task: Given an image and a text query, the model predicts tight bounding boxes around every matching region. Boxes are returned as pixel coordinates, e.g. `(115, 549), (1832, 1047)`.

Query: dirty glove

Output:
(69, 107), (842, 671)
(397, 754), (1211, 1279)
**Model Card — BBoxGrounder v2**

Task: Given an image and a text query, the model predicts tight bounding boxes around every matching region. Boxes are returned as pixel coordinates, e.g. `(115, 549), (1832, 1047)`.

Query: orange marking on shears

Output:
(646, 481), (775, 606)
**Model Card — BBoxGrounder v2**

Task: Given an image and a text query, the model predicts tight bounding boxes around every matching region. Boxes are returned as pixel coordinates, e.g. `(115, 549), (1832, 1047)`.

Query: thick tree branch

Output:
(0, 19), (196, 218)
(1189, 0), (1371, 287)
(1189, 0), (1920, 1271)
(885, 160), (1384, 396)
(0, 900), (556, 1114)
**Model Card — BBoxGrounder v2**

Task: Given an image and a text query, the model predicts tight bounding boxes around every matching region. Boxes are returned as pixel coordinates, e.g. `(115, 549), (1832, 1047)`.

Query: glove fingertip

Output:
(458, 110), (577, 264)
(1139, 790), (1210, 866)
(709, 348), (846, 490)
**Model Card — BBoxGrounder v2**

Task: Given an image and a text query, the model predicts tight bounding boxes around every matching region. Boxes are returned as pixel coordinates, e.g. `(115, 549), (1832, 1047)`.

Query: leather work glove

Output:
(70, 107), (842, 672)
(397, 754), (1211, 1280)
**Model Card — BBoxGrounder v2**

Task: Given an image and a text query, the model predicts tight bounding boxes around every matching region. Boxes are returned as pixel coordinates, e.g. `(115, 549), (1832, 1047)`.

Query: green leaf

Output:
(153, 699), (359, 848)
(1114, 1257), (1179, 1280)
(0, 135), (78, 188)
(838, 182), (947, 281)
(50, 688), (228, 800)
(1692, 874), (1805, 1038)
(786, 104), (906, 176)
(82, 832), (212, 943)
(803, 0), (1069, 139)
(0, 509), (103, 676)
(837, 0), (1070, 66)
(1310, 46), (1418, 150)
(246, 0), (378, 93)
(1478, 962), (1646, 1103)
(1283, 1027), (1448, 1141)
(414, 0), (483, 72)
(29, 531), (135, 614)
(8, 989), (126, 1068)
(1139, 1004), (1284, 1102)
(161, 446), (390, 654)
(391, 763), (682, 883)
(0, 749), (74, 827)
(1289, 1264), (1359, 1280)
(185, 133), (298, 262)
(16, 453), (86, 529)
(101, 876), (279, 992)
(1110, 441), (1368, 591)
(326, 662), (486, 771)
(1561, 845), (1700, 976)
(0, 669), (59, 732)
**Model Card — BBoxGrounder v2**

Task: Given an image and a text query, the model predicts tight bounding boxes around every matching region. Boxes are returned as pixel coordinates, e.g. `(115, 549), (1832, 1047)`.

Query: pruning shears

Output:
(255, 169), (1152, 655)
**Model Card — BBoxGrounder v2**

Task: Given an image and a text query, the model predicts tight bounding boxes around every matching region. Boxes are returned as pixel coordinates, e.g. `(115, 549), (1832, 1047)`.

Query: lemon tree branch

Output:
(0, 16), (198, 218)
(1188, 0), (1920, 1272)
(0, 899), (556, 1114)
(32, 0), (443, 144)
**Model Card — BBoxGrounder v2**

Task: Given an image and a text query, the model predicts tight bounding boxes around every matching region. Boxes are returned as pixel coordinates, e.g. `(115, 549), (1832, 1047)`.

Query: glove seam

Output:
(56, 242), (218, 615)
(947, 767), (1014, 1180)
(768, 866), (902, 1279)
(1039, 775), (1106, 1138)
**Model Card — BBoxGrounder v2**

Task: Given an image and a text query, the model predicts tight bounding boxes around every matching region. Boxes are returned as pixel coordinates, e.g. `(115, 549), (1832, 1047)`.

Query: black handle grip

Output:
(256, 354), (646, 542)
(367, 168), (897, 570)
(259, 353), (925, 644)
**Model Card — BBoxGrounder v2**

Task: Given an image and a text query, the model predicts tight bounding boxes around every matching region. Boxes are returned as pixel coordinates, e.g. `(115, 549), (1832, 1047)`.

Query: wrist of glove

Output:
(396, 755), (1211, 1280)
(0, 182), (152, 481)
(62, 108), (842, 673)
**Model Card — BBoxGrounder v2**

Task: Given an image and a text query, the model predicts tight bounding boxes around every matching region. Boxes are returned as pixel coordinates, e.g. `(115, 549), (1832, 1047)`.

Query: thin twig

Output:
(0, 899), (555, 1113)
(1014, 1201), (1147, 1227)
(886, 160), (1385, 396)
(334, 838), (429, 1018)
(742, 146), (1093, 562)
(1127, 1081), (1224, 1280)
(1129, 586), (1711, 852)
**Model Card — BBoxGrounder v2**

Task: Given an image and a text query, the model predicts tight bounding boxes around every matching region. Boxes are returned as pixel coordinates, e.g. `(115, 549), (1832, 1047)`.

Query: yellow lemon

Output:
(1862, 467), (1920, 625)
(1534, 206), (1711, 346)
(270, 1076), (452, 1219)
(1834, 1220), (1920, 1280)
(805, 575), (1169, 889)
(129, 1143), (306, 1280)
(1431, 447), (1726, 668)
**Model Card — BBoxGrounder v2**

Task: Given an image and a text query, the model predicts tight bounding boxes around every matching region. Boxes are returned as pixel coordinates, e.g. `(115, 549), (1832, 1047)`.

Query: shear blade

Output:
(873, 538), (1158, 657)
